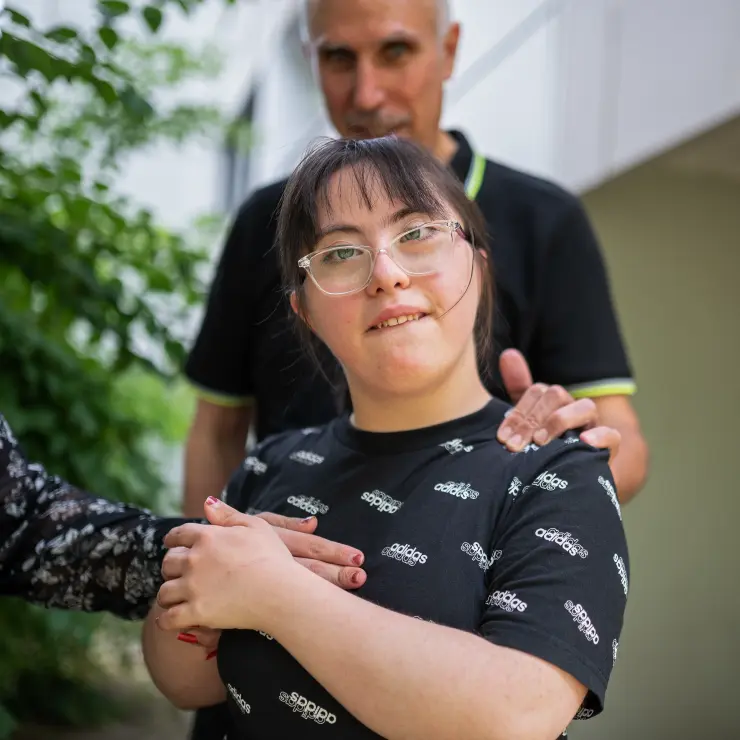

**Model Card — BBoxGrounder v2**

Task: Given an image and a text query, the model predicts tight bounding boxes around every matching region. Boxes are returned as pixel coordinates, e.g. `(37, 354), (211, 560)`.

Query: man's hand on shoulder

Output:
(496, 349), (620, 462)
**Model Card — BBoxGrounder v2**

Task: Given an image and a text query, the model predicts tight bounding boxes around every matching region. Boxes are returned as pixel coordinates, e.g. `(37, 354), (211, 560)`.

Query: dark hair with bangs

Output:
(277, 136), (495, 394)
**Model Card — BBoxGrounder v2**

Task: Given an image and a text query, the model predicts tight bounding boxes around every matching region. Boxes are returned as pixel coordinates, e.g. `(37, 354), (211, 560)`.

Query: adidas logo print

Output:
(440, 438), (474, 454)
(287, 495), (329, 515)
(486, 589), (527, 613)
(508, 477), (522, 497)
(258, 630), (274, 641)
(574, 707), (595, 720)
(381, 542), (428, 566)
(535, 528), (588, 558)
(598, 475), (622, 520)
(434, 481), (479, 500)
(532, 470), (568, 491)
(243, 456), (267, 475)
(612, 639), (619, 666)
(613, 553), (628, 594)
(361, 490), (403, 514)
(461, 541), (502, 570)
(564, 600), (600, 644)
(227, 684), (251, 715)
(289, 450), (324, 466)
(279, 691), (336, 724)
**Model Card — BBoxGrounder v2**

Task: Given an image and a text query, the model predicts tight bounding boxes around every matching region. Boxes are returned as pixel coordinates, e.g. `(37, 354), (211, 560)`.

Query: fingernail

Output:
(301, 516), (315, 524)
(351, 571), (363, 585)
(206, 496), (219, 506)
(206, 650), (218, 661)
(177, 633), (199, 645)
(534, 429), (548, 445)
(351, 552), (364, 566)
(508, 434), (522, 450)
(498, 426), (512, 442)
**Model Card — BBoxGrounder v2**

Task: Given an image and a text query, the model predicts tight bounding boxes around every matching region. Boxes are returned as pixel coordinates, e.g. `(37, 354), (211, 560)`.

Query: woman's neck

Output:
(347, 351), (492, 433)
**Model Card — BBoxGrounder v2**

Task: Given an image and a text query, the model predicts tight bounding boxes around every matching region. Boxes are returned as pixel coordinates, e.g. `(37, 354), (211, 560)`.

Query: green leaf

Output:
(7, 9), (31, 27)
(98, 0), (130, 19)
(142, 6), (163, 33)
(45, 26), (79, 43)
(97, 26), (119, 50)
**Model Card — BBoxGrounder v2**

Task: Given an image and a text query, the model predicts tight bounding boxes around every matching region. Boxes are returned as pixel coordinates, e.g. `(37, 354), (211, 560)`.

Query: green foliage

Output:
(0, 0), (235, 733)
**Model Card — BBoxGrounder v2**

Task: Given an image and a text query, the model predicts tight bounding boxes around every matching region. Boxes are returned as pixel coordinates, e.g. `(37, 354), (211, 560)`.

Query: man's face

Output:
(306, 0), (460, 153)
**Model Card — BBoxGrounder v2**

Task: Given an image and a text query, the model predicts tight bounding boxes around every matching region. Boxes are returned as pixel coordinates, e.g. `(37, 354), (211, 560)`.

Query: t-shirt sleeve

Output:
(479, 439), (628, 719)
(529, 198), (636, 399)
(222, 435), (284, 513)
(184, 187), (279, 404)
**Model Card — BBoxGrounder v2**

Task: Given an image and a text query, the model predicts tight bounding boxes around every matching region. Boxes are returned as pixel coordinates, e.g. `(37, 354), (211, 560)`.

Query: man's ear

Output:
(442, 22), (461, 81)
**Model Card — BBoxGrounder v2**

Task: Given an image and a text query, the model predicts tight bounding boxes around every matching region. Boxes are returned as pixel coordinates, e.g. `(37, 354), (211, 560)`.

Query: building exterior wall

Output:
(574, 152), (740, 739)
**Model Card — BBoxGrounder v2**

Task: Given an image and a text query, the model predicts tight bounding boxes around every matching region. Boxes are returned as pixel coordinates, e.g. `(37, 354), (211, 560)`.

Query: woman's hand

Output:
(156, 498), (302, 632)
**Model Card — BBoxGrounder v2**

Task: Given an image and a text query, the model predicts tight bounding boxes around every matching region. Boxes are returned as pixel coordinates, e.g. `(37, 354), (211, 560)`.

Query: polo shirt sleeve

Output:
(184, 187), (279, 406)
(479, 439), (628, 719)
(529, 198), (636, 399)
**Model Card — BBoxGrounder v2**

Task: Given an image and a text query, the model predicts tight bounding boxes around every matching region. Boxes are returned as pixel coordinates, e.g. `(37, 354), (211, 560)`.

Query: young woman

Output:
(144, 137), (629, 740)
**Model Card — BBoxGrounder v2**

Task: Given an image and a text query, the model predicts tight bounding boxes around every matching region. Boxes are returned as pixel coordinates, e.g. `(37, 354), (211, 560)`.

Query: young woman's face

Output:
(293, 168), (483, 397)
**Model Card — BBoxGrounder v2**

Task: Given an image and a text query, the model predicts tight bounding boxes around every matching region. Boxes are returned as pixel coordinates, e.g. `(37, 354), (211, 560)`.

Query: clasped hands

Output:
(155, 349), (620, 654)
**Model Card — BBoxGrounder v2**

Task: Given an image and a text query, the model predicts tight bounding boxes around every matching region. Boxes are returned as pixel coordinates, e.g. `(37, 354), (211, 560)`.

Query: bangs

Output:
(314, 154), (450, 234)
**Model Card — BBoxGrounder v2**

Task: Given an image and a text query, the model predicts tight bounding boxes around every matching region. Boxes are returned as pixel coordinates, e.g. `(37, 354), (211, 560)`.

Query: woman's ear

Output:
(290, 291), (313, 331)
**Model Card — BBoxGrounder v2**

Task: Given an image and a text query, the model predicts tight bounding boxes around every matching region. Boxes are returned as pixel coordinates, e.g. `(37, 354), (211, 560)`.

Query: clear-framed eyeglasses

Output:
(297, 220), (469, 296)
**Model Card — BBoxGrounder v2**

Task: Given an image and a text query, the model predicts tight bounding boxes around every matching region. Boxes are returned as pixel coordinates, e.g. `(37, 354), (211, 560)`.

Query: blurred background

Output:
(1, 0), (738, 738)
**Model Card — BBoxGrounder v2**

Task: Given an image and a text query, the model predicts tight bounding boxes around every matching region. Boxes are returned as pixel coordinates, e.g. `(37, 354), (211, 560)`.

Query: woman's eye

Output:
(322, 247), (357, 263)
(399, 227), (427, 243)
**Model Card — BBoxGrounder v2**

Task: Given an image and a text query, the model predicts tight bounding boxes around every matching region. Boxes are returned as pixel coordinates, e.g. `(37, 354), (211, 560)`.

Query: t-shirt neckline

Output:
(331, 398), (509, 455)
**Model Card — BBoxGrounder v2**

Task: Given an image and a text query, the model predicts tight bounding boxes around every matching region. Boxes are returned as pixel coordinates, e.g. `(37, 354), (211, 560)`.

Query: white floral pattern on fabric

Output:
(0, 414), (192, 620)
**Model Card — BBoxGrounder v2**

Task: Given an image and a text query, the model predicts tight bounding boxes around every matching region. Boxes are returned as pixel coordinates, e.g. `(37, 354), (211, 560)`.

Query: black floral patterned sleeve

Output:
(0, 414), (194, 620)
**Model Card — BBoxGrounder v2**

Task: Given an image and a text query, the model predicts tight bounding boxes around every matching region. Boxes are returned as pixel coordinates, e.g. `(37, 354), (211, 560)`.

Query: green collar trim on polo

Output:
(464, 152), (486, 201)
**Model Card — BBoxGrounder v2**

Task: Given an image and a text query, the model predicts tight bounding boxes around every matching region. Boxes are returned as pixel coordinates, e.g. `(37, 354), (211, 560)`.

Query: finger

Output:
(257, 510), (318, 533)
(164, 523), (208, 550)
(535, 397), (597, 446)
(186, 627), (222, 651)
(156, 604), (194, 633)
(580, 426), (621, 462)
(279, 529), (364, 567)
(203, 496), (255, 527)
(499, 349), (533, 404)
(157, 579), (188, 610)
(294, 558), (366, 589)
(497, 383), (548, 448)
(160, 547), (190, 581)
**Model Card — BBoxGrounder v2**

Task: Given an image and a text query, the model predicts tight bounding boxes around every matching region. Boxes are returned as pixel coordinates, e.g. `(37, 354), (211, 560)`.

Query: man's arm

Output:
(590, 395), (648, 503)
(183, 398), (252, 516)
(182, 183), (283, 513)
(526, 194), (648, 500)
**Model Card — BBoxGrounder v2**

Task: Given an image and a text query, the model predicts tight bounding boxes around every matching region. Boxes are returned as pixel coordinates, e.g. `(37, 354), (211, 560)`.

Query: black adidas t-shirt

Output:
(216, 399), (629, 739)
(185, 131), (635, 442)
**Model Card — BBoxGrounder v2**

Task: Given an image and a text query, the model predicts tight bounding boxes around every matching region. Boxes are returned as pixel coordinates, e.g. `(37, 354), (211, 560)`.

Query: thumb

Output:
(203, 496), (249, 527)
(499, 348), (533, 403)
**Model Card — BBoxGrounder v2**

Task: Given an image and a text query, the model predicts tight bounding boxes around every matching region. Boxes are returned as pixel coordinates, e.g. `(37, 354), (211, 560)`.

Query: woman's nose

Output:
(366, 250), (411, 294)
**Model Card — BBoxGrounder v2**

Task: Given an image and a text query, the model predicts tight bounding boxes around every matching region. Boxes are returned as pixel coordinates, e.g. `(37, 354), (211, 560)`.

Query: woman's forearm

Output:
(141, 605), (225, 711)
(265, 566), (583, 740)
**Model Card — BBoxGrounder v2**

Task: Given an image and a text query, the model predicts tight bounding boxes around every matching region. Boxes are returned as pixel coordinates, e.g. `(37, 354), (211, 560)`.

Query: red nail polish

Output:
(351, 553), (364, 566)
(206, 650), (218, 661)
(206, 496), (219, 505)
(177, 633), (199, 645)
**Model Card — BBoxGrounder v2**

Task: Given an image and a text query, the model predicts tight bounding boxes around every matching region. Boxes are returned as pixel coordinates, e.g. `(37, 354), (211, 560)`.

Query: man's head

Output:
(301, 0), (461, 155)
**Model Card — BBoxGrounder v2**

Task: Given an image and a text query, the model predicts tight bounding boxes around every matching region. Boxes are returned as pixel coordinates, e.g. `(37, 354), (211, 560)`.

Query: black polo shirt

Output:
(185, 131), (635, 442)
(216, 400), (629, 739)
